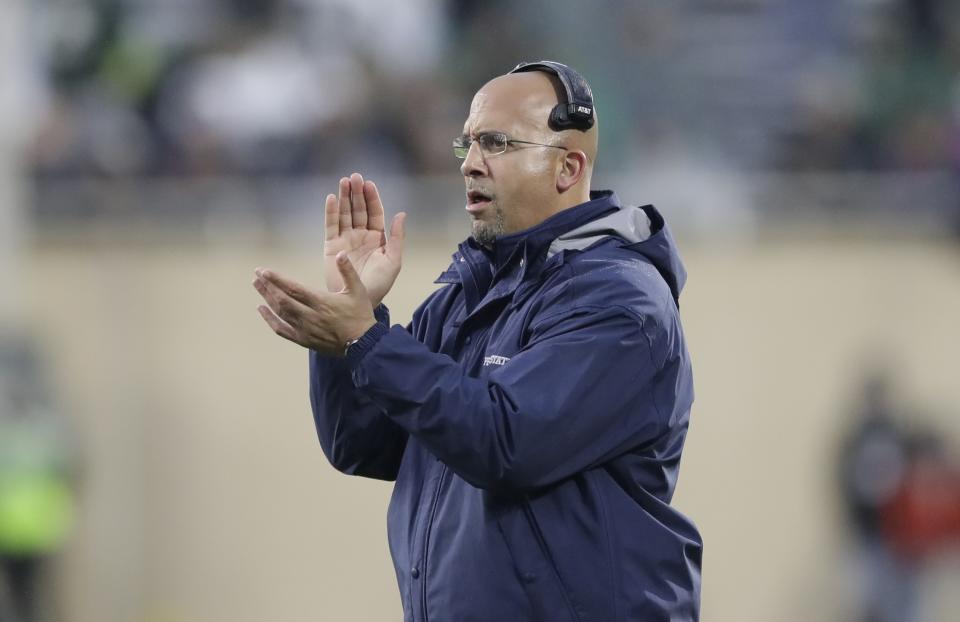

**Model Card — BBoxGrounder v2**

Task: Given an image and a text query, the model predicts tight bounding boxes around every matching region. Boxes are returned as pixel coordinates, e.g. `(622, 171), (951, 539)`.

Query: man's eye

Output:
(480, 135), (505, 150)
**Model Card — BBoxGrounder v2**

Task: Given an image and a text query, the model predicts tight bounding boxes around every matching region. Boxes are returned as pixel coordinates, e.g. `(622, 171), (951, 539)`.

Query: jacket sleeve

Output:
(348, 300), (685, 493)
(309, 305), (408, 481)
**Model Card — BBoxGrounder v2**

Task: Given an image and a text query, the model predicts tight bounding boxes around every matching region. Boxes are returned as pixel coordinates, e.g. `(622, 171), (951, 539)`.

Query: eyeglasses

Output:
(453, 132), (567, 159)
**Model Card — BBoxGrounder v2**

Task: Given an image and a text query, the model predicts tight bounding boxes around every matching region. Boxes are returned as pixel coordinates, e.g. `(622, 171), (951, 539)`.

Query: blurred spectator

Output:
(837, 367), (960, 622)
(883, 432), (960, 563)
(0, 335), (76, 622)
(836, 369), (915, 622)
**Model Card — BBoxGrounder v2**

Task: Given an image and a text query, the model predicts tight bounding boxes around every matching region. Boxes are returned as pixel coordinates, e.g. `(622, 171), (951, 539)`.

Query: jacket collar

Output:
(487, 190), (620, 273)
(435, 191), (622, 314)
(437, 190), (621, 284)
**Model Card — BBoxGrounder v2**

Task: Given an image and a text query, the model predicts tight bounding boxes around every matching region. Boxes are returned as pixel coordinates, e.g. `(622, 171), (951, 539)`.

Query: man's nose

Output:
(460, 141), (487, 177)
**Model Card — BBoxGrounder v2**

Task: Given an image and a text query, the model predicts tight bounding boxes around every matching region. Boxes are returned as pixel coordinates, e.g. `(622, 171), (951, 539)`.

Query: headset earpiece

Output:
(509, 60), (595, 132)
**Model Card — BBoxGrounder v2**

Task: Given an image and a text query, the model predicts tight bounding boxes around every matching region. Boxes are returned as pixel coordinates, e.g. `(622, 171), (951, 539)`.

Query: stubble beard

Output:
(471, 204), (505, 249)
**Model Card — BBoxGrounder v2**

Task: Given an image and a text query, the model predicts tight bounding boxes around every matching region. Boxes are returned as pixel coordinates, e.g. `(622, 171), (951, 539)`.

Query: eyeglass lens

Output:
(453, 133), (507, 159)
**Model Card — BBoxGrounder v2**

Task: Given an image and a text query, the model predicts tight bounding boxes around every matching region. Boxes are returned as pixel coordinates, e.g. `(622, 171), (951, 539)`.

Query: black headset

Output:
(508, 60), (595, 132)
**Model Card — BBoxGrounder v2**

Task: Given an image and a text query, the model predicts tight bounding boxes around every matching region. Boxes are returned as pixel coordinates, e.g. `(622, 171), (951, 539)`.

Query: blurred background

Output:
(1, 0), (959, 620)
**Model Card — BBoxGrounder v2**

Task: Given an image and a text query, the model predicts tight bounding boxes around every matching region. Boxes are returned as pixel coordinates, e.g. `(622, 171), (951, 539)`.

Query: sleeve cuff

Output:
(345, 321), (390, 370)
(373, 303), (390, 324)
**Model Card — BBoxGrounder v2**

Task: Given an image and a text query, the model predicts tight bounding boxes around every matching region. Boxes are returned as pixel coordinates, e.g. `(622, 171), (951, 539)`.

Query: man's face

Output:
(459, 74), (566, 247)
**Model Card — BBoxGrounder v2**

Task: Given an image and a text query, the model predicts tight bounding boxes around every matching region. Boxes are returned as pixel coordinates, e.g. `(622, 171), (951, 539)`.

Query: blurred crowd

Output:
(838, 369), (960, 622)
(776, 0), (960, 172)
(21, 0), (960, 181)
(26, 0), (454, 179)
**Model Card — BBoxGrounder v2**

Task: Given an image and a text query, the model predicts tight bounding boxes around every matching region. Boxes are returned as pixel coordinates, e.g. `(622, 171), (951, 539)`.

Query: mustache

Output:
(465, 183), (494, 197)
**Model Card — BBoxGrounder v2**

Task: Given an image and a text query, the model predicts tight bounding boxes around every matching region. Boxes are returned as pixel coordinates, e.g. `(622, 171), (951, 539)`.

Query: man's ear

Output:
(556, 150), (587, 193)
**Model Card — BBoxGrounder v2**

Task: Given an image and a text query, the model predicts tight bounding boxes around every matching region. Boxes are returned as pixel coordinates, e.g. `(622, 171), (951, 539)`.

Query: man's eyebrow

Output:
(464, 129), (506, 138)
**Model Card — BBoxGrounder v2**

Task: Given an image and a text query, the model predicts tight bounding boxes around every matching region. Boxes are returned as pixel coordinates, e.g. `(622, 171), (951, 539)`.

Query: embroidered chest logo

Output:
(482, 355), (511, 367)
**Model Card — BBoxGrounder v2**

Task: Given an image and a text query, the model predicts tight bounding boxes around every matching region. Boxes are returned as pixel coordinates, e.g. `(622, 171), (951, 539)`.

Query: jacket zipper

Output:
(420, 464), (447, 622)
(522, 501), (583, 622)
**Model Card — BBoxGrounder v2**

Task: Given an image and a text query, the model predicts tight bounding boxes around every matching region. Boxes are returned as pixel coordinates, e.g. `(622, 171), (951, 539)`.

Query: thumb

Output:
(386, 212), (407, 262)
(336, 251), (366, 294)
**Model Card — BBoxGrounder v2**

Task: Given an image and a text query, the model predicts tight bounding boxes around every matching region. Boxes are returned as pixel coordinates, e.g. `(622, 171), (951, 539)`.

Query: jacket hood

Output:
(549, 201), (687, 304)
(439, 191), (687, 306)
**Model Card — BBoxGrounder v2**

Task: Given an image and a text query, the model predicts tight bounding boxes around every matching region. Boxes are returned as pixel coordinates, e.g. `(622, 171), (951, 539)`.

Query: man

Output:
(253, 61), (702, 621)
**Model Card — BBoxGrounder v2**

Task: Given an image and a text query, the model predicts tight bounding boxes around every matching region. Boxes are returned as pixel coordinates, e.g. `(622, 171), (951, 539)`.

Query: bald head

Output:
(474, 72), (599, 167)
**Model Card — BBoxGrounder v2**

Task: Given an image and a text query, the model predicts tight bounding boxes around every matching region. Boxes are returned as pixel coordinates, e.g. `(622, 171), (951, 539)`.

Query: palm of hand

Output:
(324, 229), (395, 303)
(323, 174), (406, 307)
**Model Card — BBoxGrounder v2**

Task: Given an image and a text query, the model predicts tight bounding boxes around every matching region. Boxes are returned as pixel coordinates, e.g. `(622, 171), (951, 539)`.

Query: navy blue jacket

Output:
(309, 191), (702, 621)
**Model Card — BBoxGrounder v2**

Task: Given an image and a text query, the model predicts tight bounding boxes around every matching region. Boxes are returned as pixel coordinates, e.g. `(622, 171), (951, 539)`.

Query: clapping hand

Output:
(324, 173), (406, 307)
(253, 173), (406, 355)
(253, 253), (377, 356)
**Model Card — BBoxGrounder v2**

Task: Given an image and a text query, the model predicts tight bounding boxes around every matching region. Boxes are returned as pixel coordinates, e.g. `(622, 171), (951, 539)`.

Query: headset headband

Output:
(509, 60), (595, 132)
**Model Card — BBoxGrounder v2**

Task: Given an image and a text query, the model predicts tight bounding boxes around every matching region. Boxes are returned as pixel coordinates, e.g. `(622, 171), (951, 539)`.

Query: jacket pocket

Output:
(495, 501), (582, 622)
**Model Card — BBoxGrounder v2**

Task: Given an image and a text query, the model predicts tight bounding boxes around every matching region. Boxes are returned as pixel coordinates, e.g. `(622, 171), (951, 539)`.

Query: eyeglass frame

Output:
(453, 131), (568, 159)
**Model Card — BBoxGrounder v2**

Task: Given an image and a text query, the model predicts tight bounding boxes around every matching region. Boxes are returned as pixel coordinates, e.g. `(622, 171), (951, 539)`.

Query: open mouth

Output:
(466, 189), (493, 212)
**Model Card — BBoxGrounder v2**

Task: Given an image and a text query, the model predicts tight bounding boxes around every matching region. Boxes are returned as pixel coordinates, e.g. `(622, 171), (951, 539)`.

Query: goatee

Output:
(471, 206), (505, 249)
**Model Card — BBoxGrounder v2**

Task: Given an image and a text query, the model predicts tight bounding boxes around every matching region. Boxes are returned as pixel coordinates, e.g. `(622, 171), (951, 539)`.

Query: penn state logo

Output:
(483, 355), (511, 367)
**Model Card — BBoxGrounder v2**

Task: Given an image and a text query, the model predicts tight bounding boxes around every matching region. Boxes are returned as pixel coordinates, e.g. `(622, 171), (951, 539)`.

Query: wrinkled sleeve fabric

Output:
(309, 305), (408, 481)
(349, 300), (673, 493)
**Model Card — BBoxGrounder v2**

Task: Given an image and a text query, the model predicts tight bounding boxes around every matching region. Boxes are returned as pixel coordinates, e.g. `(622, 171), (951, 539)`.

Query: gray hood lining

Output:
(547, 206), (652, 258)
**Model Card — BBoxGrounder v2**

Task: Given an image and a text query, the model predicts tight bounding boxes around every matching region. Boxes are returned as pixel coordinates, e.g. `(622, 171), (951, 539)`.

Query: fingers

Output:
(330, 173), (385, 235)
(324, 193), (338, 241)
(257, 304), (298, 342)
(335, 252), (366, 294)
(253, 261), (378, 354)
(386, 212), (407, 263)
(338, 177), (352, 232)
(255, 268), (318, 307)
(252, 271), (314, 330)
(364, 180), (385, 232)
(349, 173), (368, 229)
